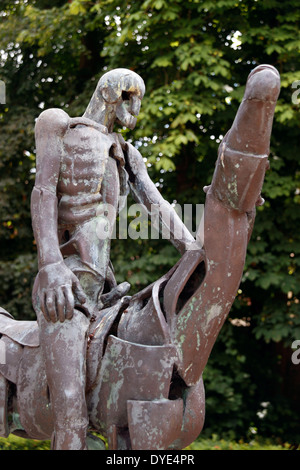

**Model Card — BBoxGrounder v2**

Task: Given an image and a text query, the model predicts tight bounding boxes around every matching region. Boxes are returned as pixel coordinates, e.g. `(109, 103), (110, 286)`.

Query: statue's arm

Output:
(31, 108), (68, 268)
(124, 144), (197, 255)
(31, 109), (86, 322)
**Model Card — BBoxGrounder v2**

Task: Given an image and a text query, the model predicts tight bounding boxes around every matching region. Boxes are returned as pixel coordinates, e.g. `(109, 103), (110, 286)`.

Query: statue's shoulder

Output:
(69, 116), (108, 136)
(35, 108), (70, 137)
(123, 141), (146, 175)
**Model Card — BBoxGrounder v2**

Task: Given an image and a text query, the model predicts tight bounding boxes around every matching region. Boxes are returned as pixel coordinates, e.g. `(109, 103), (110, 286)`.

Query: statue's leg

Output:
(37, 309), (90, 450)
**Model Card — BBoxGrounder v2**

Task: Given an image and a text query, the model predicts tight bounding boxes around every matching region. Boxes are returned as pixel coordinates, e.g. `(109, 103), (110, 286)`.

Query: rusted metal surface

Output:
(0, 65), (280, 449)
(127, 399), (184, 450)
(0, 373), (9, 437)
(88, 336), (177, 432)
(0, 311), (39, 347)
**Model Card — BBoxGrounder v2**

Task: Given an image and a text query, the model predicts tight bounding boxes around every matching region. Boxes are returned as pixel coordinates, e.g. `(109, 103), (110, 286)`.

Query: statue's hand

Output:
(36, 261), (87, 322)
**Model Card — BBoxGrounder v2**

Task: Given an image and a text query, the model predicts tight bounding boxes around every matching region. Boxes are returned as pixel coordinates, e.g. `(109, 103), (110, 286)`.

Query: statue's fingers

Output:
(72, 278), (87, 305)
(224, 64), (280, 156)
(63, 285), (74, 320)
(40, 291), (50, 322)
(56, 288), (66, 323)
(45, 291), (57, 323)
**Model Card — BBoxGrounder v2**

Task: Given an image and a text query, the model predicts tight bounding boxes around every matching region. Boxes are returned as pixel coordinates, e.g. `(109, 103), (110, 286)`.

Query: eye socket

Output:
(122, 90), (131, 101)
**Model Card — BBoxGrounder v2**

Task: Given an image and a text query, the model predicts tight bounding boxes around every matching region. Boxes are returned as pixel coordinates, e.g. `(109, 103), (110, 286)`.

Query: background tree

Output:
(0, 0), (299, 443)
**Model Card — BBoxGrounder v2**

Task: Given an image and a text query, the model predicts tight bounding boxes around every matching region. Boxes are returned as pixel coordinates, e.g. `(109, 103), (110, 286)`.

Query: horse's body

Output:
(0, 192), (260, 449)
(0, 250), (206, 450)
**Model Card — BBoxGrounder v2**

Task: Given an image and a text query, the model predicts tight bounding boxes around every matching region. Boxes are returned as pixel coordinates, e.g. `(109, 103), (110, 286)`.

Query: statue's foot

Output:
(99, 282), (131, 308)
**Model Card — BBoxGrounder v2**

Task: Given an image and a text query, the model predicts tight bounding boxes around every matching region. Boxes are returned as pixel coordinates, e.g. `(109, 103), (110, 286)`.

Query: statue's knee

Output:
(38, 308), (89, 340)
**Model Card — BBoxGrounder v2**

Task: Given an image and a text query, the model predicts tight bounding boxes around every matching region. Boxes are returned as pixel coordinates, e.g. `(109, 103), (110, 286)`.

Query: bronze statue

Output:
(0, 65), (280, 450)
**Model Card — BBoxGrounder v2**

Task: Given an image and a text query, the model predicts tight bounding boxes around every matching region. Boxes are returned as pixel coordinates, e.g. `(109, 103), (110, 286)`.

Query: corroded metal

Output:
(0, 65), (280, 450)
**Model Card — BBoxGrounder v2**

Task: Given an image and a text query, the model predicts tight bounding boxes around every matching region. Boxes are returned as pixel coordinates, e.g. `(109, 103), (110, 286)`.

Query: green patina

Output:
(106, 377), (124, 410)
(227, 174), (239, 209)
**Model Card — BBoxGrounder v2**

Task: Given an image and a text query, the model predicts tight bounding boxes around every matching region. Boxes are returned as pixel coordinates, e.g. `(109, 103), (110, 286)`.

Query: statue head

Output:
(84, 68), (145, 131)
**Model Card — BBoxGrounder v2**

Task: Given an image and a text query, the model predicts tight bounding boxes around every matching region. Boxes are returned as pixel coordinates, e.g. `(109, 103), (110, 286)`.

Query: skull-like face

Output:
(99, 68), (145, 130)
(115, 89), (142, 130)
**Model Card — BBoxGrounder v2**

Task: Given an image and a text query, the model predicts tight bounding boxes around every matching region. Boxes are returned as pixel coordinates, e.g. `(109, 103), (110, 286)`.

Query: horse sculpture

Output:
(0, 65), (280, 450)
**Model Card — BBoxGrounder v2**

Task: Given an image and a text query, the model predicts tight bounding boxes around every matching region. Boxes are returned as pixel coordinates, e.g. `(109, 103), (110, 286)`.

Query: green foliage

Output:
(188, 434), (296, 450)
(0, 0), (299, 444)
(0, 435), (50, 450)
(0, 433), (295, 450)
